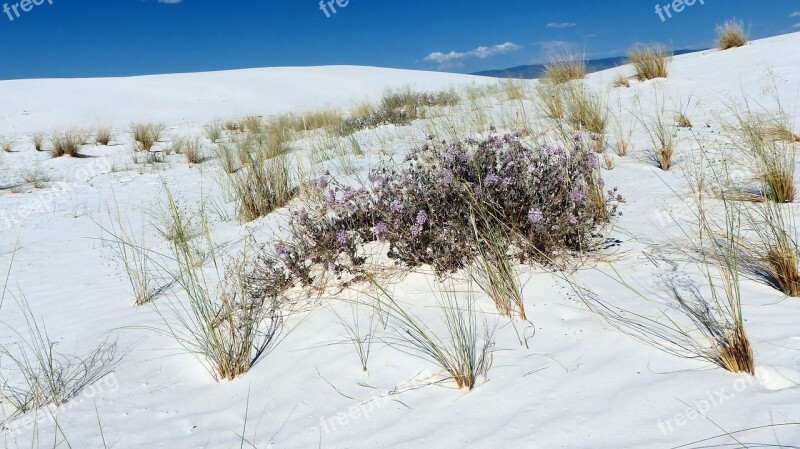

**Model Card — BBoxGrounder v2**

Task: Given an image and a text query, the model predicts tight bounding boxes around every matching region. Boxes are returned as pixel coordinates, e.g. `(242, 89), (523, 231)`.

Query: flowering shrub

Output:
(256, 132), (621, 288)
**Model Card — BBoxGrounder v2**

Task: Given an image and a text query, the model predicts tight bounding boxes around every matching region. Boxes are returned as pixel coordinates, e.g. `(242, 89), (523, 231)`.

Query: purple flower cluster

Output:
(262, 132), (621, 282)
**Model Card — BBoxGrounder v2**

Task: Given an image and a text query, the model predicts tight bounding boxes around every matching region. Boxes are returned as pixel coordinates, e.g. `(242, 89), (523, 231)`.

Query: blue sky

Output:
(0, 0), (798, 80)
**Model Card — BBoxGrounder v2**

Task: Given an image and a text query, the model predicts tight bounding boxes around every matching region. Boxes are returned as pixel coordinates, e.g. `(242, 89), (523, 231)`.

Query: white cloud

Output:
(423, 42), (522, 69)
(791, 11), (800, 17)
(546, 22), (576, 29)
(158, 0), (184, 3)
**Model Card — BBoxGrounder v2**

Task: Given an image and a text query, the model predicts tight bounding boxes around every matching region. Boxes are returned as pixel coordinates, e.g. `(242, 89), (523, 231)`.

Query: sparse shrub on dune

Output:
(581, 176), (754, 376)
(205, 122), (223, 143)
(156, 187), (285, 381)
(499, 79), (528, 101)
(534, 81), (566, 120)
(629, 45), (671, 81)
(732, 199), (800, 297)
(364, 278), (494, 390)
(717, 20), (748, 50)
(725, 108), (796, 203)
(131, 123), (165, 152)
(562, 83), (608, 148)
(1, 137), (13, 153)
(49, 131), (83, 157)
(676, 112), (693, 128)
(174, 136), (204, 164)
(96, 127), (113, 146)
(32, 133), (44, 151)
(611, 74), (631, 88)
(221, 130), (296, 222)
(544, 54), (586, 85)
(637, 93), (678, 171)
(336, 89), (459, 136)
(258, 132), (620, 289)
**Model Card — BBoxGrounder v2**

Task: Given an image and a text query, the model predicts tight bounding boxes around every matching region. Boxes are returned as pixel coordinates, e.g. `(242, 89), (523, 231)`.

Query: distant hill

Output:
(472, 49), (705, 79)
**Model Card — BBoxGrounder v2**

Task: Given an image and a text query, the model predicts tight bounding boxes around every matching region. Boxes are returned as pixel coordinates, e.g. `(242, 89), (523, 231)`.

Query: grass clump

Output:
(96, 127), (113, 146)
(49, 131), (83, 157)
(534, 81), (566, 119)
(1, 137), (13, 153)
(32, 133), (45, 151)
(221, 132), (296, 222)
(717, 20), (748, 50)
(629, 45), (671, 81)
(156, 188), (285, 381)
(366, 278), (494, 390)
(638, 93), (678, 171)
(611, 74), (631, 88)
(726, 107), (796, 203)
(205, 122), (223, 143)
(131, 123), (165, 152)
(0, 295), (118, 420)
(544, 55), (586, 84)
(563, 83), (608, 138)
(336, 88), (459, 136)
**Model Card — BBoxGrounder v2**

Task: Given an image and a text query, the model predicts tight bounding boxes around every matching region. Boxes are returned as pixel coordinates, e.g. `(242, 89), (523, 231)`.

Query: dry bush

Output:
(717, 20), (748, 50)
(49, 131), (83, 157)
(96, 127), (113, 145)
(500, 79), (528, 101)
(534, 81), (565, 119)
(174, 136), (204, 164)
(544, 55), (586, 84)
(612, 74), (631, 88)
(629, 45), (671, 81)
(563, 83), (608, 138)
(157, 188), (285, 381)
(32, 133), (45, 151)
(0, 137), (13, 153)
(205, 122), (223, 143)
(748, 202), (800, 296)
(365, 279), (494, 390)
(726, 109), (796, 203)
(638, 94), (678, 171)
(240, 116), (263, 134)
(131, 123), (165, 152)
(676, 112), (693, 128)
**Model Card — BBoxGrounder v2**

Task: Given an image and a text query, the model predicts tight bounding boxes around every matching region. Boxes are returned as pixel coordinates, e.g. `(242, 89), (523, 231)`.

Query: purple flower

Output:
(326, 191), (336, 207)
(336, 230), (350, 245)
(437, 169), (454, 186)
(390, 199), (405, 213)
(374, 222), (387, 240)
(416, 210), (428, 226)
(372, 174), (387, 189)
(568, 213), (578, 226)
(318, 177), (329, 189)
(275, 243), (287, 257)
(484, 174), (501, 187)
(528, 208), (544, 224)
(410, 224), (423, 237)
(569, 188), (586, 203)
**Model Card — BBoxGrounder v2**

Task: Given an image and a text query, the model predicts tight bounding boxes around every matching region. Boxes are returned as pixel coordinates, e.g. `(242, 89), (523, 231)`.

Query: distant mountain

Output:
(471, 49), (705, 79)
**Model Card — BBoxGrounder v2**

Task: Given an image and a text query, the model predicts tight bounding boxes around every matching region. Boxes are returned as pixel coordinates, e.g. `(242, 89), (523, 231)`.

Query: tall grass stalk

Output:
(365, 275), (494, 390)
(155, 187), (284, 381)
